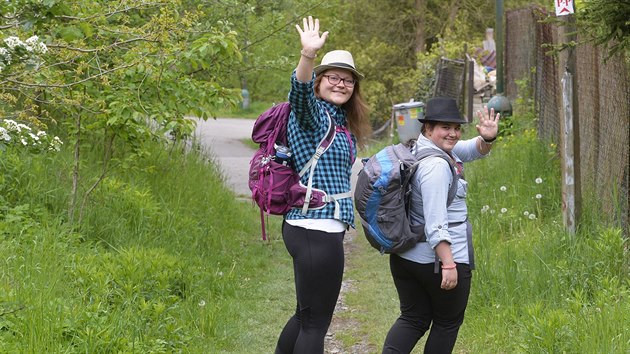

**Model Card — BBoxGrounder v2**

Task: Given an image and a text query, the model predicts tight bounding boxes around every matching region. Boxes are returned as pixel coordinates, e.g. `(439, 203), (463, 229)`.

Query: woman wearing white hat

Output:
(274, 16), (371, 354)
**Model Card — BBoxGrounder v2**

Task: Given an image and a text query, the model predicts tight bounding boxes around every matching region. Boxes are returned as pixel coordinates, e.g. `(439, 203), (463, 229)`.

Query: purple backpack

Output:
(249, 102), (344, 240)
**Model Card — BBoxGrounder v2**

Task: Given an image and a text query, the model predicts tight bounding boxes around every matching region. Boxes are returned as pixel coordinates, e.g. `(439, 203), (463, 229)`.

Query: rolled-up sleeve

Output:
(453, 137), (487, 162)
(288, 71), (321, 132)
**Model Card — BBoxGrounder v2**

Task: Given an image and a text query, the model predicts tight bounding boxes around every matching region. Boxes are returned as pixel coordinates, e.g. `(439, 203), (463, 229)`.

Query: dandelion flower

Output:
(535, 194), (542, 199)
(198, 300), (206, 307)
(529, 214), (536, 220)
(523, 211), (530, 216)
(500, 208), (507, 213)
(535, 177), (543, 184)
(481, 205), (490, 213)
(500, 186), (507, 192)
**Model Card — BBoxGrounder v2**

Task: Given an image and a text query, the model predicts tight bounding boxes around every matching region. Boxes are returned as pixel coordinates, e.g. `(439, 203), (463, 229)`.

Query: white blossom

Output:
(24, 35), (39, 45)
(0, 47), (10, 63)
(4, 36), (24, 50)
(0, 127), (10, 141)
(535, 177), (543, 184)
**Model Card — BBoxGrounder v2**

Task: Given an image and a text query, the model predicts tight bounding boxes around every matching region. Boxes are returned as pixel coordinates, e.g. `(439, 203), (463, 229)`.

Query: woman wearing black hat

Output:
(274, 16), (372, 354)
(382, 97), (499, 354)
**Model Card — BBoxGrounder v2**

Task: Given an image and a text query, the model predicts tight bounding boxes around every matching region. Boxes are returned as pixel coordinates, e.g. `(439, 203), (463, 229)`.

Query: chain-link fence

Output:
(505, 7), (629, 234)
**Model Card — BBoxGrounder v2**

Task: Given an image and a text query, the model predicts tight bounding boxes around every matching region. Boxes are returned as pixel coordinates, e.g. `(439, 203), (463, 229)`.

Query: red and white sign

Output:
(555, 0), (574, 16)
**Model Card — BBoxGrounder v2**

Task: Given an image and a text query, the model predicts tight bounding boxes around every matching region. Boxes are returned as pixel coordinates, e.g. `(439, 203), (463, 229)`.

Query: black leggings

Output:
(383, 255), (472, 354)
(275, 221), (345, 354)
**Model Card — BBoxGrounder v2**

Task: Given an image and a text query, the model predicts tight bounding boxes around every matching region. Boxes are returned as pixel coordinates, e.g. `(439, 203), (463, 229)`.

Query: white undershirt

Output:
(285, 218), (347, 233)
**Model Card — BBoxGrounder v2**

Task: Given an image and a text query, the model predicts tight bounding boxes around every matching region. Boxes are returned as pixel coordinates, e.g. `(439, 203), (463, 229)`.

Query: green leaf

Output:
(78, 23), (95, 38)
(58, 26), (84, 42)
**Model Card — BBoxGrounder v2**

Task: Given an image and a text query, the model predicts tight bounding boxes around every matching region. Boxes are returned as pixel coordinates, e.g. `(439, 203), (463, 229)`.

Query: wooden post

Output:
(560, 11), (582, 235)
(561, 71), (577, 233)
(467, 56), (474, 122)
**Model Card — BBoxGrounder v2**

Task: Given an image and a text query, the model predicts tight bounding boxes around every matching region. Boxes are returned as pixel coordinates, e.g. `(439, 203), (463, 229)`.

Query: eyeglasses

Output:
(323, 75), (356, 88)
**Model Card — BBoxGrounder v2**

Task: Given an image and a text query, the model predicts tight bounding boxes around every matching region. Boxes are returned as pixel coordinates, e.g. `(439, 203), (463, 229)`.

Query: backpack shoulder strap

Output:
(299, 110), (338, 215)
(297, 110), (336, 177)
(411, 147), (459, 207)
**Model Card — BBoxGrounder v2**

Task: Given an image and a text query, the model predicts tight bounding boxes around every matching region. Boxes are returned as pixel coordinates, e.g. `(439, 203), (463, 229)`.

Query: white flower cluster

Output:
(0, 119), (62, 152)
(0, 35), (48, 73)
(3, 35), (48, 54)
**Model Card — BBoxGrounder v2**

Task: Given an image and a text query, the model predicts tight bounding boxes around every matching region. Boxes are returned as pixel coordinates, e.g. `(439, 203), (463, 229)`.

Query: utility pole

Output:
(487, 0), (512, 116)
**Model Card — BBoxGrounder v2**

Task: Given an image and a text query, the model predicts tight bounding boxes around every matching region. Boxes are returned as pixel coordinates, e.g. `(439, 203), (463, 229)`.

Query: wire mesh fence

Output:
(505, 6), (629, 234)
(433, 57), (466, 111)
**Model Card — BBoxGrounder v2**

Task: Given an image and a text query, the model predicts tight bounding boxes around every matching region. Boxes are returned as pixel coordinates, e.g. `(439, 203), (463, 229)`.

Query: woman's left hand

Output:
(475, 106), (500, 141)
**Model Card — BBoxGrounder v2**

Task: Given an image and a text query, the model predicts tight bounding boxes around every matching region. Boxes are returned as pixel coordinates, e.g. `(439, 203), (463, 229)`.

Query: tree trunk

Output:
(443, 0), (460, 36)
(414, 0), (426, 54)
(68, 111), (80, 225)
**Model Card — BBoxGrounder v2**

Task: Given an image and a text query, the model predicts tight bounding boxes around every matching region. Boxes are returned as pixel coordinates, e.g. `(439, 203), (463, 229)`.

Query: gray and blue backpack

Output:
(354, 143), (458, 254)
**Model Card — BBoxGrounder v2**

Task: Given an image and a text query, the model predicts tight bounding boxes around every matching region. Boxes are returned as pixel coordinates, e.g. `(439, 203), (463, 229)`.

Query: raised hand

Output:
(475, 106), (500, 141)
(295, 16), (329, 54)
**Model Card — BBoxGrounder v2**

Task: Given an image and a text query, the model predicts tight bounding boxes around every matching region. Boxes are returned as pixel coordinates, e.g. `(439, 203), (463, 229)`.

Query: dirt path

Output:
(197, 117), (371, 353)
(325, 227), (376, 354)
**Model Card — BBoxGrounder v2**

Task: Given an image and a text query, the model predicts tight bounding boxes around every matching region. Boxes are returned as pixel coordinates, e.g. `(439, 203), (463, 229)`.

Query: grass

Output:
(0, 141), (292, 352)
(340, 116), (630, 353)
(0, 110), (627, 353)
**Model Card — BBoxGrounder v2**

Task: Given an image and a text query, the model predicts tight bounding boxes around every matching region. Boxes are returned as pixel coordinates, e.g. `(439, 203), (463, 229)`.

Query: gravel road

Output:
(195, 117), (363, 197)
(194, 118), (256, 197)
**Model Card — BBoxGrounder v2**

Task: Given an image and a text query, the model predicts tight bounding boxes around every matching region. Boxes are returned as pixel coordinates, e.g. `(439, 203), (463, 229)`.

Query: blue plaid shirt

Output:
(285, 71), (356, 226)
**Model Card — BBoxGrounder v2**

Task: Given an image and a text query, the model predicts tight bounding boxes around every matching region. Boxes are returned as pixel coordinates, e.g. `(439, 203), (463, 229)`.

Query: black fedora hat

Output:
(420, 97), (467, 124)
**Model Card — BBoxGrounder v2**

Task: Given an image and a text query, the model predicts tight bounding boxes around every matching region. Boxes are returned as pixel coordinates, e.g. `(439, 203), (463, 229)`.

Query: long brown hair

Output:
(315, 73), (372, 149)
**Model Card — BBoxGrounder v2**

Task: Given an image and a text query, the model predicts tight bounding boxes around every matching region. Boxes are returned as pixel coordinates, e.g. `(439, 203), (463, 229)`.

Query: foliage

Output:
(0, 119), (62, 152)
(542, 0), (630, 61)
(0, 0), (244, 223)
(1, 1), (627, 352)
(342, 107), (628, 353)
(0, 139), (293, 352)
(576, 0), (630, 58)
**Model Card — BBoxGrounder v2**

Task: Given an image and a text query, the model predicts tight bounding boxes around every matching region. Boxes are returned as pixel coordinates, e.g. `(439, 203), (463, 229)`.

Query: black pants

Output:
(382, 255), (472, 354)
(275, 221), (345, 354)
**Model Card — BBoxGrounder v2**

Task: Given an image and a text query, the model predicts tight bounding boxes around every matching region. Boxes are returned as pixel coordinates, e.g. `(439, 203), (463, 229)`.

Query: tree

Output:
(577, 0), (630, 59)
(0, 0), (242, 224)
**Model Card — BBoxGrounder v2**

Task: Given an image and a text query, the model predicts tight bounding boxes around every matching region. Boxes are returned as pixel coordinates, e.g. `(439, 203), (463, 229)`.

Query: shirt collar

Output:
(319, 99), (347, 126)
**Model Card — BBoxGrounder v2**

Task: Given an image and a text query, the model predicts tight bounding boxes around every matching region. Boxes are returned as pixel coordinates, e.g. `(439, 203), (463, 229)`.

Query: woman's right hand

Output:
(441, 268), (458, 290)
(295, 16), (328, 54)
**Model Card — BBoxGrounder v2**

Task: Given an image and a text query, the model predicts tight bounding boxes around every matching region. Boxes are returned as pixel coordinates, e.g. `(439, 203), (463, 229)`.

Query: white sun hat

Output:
(313, 50), (364, 80)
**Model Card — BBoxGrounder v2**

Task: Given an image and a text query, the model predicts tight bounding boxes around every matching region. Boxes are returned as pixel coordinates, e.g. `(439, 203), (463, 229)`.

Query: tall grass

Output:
(0, 141), (292, 352)
(1, 109), (627, 353)
(342, 115), (629, 353)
